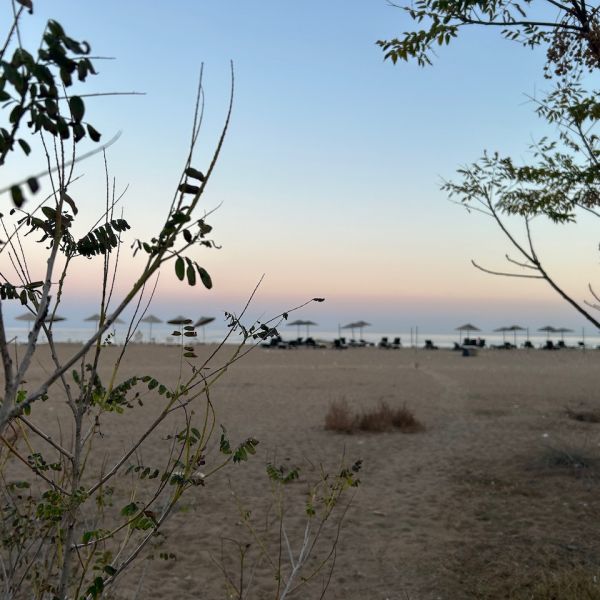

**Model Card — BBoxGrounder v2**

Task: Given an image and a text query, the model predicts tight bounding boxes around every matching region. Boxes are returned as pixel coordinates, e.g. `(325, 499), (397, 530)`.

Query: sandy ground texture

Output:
(3, 342), (600, 599)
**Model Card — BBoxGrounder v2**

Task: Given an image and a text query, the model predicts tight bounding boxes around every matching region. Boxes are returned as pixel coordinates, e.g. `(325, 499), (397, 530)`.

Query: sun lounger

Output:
(425, 340), (438, 350)
(378, 337), (391, 349)
(392, 337), (402, 349)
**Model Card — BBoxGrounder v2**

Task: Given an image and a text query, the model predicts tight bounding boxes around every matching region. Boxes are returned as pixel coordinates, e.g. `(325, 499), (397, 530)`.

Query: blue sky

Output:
(3, 1), (598, 333)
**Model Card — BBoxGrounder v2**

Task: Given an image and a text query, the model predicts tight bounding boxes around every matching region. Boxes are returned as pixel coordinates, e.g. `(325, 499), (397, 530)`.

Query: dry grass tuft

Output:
(324, 399), (355, 433)
(540, 445), (598, 474)
(566, 407), (600, 424)
(325, 400), (423, 434)
(521, 566), (600, 599)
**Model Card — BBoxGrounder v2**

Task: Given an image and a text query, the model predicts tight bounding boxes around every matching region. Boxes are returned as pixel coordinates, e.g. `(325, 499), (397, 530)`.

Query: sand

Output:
(4, 343), (600, 599)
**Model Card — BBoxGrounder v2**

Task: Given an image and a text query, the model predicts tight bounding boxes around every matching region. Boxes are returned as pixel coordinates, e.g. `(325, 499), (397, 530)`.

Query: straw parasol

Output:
(16, 312), (65, 324)
(538, 325), (557, 340)
(342, 322), (358, 339)
(456, 323), (480, 343)
(354, 320), (371, 338)
(167, 315), (192, 337)
(555, 327), (573, 341)
(494, 326), (508, 344)
(287, 319), (317, 338)
(15, 312), (35, 324)
(507, 324), (526, 346)
(194, 316), (215, 343)
(85, 313), (125, 329)
(141, 314), (162, 341)
(287, 319), (306, 338)
(301, 320), (317, 338)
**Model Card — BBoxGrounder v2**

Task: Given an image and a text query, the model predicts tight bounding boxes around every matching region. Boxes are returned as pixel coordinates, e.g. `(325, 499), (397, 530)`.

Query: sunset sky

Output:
(3, 1), (599, 333)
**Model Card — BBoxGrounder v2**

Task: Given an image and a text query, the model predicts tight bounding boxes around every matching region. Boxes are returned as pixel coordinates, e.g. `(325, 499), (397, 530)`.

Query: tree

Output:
(378, 0), (600, 328)
(0, 5), (353, 599)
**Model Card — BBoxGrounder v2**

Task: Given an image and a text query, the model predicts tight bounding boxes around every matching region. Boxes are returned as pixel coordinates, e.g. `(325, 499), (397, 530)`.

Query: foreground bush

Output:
(325, 399), (424, 434)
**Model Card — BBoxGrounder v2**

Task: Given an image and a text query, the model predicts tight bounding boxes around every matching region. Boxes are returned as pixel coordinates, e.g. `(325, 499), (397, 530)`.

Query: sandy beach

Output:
(7, 343), (600, 599)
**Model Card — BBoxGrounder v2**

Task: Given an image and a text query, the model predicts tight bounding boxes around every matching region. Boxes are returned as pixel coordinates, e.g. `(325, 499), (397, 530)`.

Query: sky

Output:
(2, 1), (599, 334)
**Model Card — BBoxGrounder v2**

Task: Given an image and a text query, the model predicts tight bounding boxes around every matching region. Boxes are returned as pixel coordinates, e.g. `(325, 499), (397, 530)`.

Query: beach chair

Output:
(261, 337), (279, 348)
(333, 338), (348, 350)
(392, 337), (402, 349)
(542, 340), (555, 350)
(453, 342), (461, 351)
(523, 340), (534, 349)
(425, 340), (438, 350)
(378, 337), (391, 348)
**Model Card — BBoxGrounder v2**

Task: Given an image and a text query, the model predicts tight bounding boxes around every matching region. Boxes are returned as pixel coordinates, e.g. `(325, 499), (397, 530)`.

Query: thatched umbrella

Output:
(494, 326), (508, 344)
(507, 324), (526, 346)
(15, 312), (35, 324)
(85, 313), (124, 329)
(342, 322), (357, 339)
(456, 323), (480, 343)
(555, 327), (573, 341)
(167, 315), (192, 338)
(302, 320), (317, 338)
(16, 312), (65, 324)
(354, 321), (371, 338)
(141, 314), (162, 340)
(194, 316), (215, 343)
(538, 325), (557, 340)
(287, 319), (307, 338)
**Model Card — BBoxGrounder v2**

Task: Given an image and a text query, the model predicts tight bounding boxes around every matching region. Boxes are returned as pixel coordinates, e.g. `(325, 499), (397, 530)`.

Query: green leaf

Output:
(69, 96), (85, 121)
(103, 565), (117, 576)
(185, 167), (205, 181)
(26, 177), (39, 194)
(18, 139), (31, 156)
(120, 502), (138, 517)
(86, 123), (101, 142)
(178, 183), (200, 195)
(186, 263), (196, 286)
(10, 186), (24, 208)
(196, 265), (212, 289)
(174, 256), (185, 281)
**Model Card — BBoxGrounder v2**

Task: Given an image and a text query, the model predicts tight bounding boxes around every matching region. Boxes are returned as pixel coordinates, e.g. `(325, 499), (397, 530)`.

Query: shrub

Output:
(325, 400), (423, 434)
(324, 399), (355, 433)
(566, 407), (600, 424)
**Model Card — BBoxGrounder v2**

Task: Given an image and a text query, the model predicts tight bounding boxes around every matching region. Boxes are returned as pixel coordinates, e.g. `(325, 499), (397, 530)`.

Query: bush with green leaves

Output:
(379, 0), (600, 328)
(0, 5), (342, 600)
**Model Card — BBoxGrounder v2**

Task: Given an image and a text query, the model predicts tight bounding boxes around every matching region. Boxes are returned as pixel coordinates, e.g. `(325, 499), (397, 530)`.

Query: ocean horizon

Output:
(5, 325), (598, 349)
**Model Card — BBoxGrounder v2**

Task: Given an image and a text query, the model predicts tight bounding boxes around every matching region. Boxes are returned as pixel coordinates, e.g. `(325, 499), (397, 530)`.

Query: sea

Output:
(4, 325), (600, 350)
